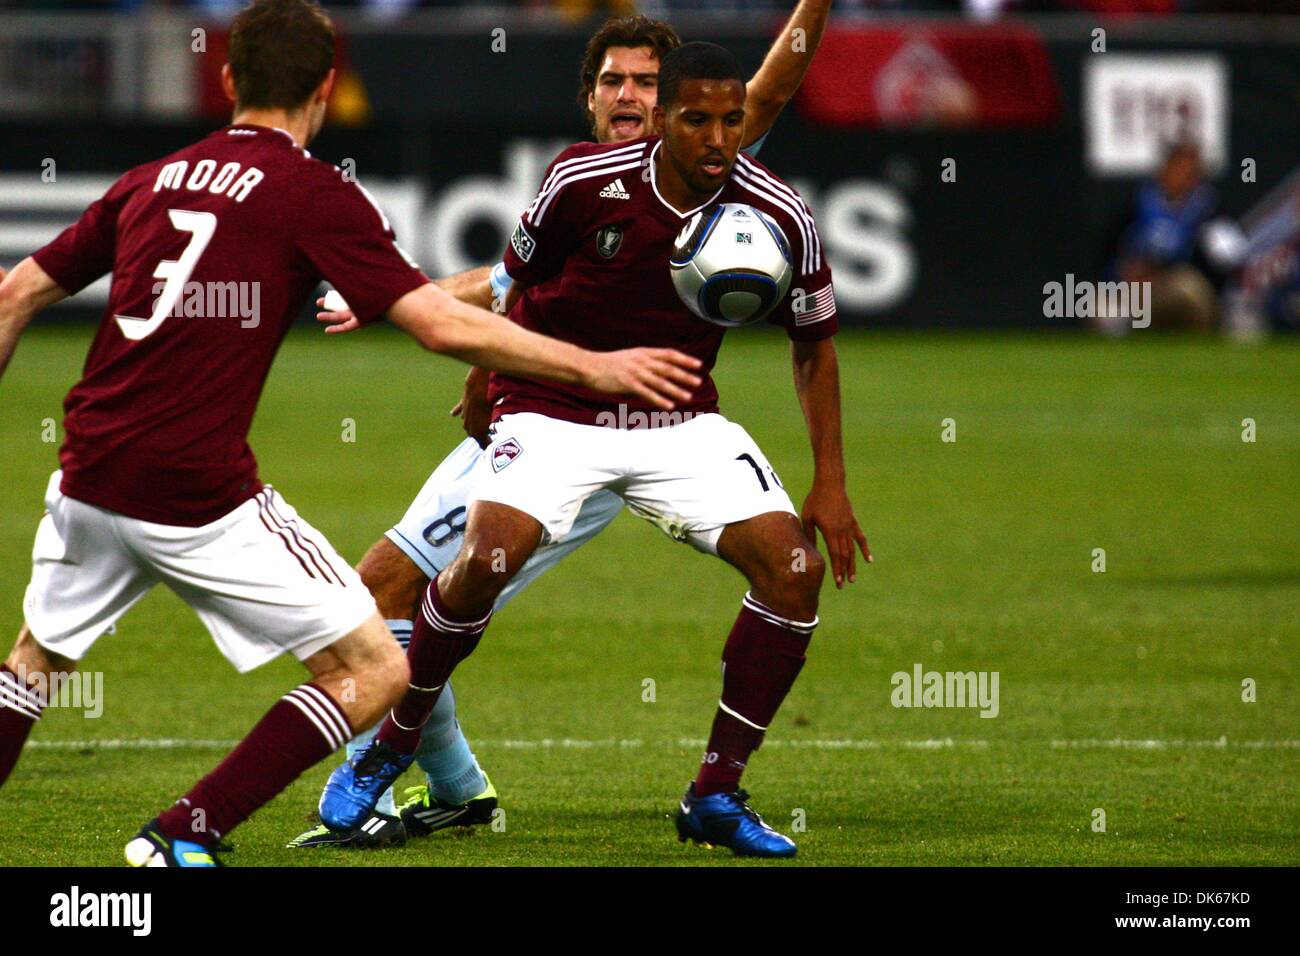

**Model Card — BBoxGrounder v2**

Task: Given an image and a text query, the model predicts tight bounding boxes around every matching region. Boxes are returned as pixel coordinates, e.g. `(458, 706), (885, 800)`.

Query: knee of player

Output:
(8, 626), (73, 676)
(366, 640), (409, 698)
(458, 542), (518, 592)
(763, 546), (824, 611)
(356, 556), (387, 596)
(802, 547), (827, 589)
(357, 543), (424, 618)
(781, 542), (826, 587)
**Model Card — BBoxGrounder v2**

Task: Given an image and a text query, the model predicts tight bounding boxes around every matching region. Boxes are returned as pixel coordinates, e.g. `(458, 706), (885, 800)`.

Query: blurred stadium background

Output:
(1, 2), (1297, 867)
(2, 0), (1298, 333)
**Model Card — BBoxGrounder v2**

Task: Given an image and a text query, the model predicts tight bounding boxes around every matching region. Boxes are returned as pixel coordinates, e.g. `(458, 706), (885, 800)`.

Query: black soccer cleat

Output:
(397, 777), (498, 837)
(286, 812), (407, 849)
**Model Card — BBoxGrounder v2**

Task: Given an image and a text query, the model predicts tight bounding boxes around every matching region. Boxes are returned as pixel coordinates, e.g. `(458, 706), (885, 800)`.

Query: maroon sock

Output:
(694, 593), (816, 797)
(0, 663), (45, 786)
(156, 682), (351, 845)
(378, 575), (491, 753)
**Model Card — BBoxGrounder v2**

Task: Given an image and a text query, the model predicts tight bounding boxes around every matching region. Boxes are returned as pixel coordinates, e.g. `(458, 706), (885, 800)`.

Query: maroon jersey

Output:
(32, 124), (427, 526)
(493, 135), (836, 426)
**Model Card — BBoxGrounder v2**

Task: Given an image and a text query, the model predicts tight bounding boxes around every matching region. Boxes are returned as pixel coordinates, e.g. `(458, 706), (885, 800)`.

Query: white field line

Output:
(1049, 736), (1300, 750)
(24, 736), (1300, 752)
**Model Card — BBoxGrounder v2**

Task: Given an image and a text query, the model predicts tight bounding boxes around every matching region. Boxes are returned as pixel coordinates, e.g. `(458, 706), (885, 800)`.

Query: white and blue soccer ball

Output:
(670, 202), (793, 327)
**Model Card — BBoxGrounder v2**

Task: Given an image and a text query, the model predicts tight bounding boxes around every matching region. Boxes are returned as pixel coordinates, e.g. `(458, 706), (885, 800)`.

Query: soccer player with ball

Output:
(293, 7), (841, 850)
(320, 41), (869, 858)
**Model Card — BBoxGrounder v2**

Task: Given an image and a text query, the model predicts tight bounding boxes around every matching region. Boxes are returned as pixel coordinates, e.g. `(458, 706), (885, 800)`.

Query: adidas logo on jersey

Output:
(599, 178), (630, 200)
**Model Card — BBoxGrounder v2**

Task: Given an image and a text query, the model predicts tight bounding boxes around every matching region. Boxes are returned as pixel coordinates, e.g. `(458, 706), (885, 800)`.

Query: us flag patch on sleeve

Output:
(511, 221), (536, 263)
(794, 282), (836, 326)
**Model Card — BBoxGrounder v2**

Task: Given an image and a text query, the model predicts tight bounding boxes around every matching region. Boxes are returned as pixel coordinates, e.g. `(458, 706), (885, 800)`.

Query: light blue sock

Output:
(414, 679), (487, 806)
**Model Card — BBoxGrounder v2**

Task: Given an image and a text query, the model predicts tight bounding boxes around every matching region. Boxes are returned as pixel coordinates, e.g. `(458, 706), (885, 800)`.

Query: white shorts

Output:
(385, 438), (623, 609)
(22, 472), (376, 673)
(469, 412), (796, 554)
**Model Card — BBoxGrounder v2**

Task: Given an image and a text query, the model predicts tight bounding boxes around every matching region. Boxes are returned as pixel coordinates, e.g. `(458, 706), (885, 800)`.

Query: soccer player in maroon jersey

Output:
(319, 41), (870, 858)
(0, 0), (698, 867)
(293, 8), (838, 849)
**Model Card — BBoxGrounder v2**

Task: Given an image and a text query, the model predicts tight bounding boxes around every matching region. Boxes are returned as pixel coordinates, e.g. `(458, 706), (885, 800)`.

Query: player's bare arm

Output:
(314, 261), (495, 334)
(743, 0), (832, 148)
(791, 336), (871, 587)
(0, 258), (67, 382)
(435, 264), (495, 310)
(383, 280), (702, 411)
(315, 263), (494, 327)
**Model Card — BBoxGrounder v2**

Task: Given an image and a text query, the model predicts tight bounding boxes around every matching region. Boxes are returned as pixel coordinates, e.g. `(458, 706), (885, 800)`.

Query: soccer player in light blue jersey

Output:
(289, 2), (834, 850)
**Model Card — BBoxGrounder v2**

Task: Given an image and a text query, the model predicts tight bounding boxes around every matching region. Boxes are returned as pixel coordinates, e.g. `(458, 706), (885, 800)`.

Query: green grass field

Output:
(1, 325), (1296, 866)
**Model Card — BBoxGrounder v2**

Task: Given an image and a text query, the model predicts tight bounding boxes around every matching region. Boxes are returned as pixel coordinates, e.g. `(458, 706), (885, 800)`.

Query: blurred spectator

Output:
(1107, 139), (1247, 332)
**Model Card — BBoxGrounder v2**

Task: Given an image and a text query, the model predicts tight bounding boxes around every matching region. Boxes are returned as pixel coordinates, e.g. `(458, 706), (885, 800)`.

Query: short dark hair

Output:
(657, 42), (744, 112)
(578, 14), (681, 130)
(228, 0), (335, 111)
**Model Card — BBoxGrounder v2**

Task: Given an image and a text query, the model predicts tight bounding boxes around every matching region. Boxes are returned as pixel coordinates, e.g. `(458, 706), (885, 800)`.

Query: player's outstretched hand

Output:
(315, 294), (362, 334)
(801, 482), (871, 588)
(584, 348), (702, 410)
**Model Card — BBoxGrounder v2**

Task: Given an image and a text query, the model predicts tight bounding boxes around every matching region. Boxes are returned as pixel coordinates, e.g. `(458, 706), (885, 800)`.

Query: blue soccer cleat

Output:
(124, 819), (226, 867)
(675, 783), (798, 858)
(319, 739), (415, 832)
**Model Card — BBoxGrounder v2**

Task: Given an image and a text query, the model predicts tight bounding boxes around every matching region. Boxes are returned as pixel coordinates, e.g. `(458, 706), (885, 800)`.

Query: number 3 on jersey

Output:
(114, 209), (217, 341)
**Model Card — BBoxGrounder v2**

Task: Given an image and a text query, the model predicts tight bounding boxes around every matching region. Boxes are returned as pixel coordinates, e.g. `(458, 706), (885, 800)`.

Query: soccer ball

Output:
(670, 203), (793, 327)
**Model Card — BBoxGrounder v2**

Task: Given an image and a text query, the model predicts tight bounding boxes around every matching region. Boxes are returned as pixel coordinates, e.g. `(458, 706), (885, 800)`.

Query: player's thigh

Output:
(468, 413), (615, 545)
(495, 489), (623, 609)
(131, 487), (377, 674)
(21, 471), (157, 665)
(620, 414), (797, 555)
(302, 611), (407, 697)
(384, 437), (482, 581)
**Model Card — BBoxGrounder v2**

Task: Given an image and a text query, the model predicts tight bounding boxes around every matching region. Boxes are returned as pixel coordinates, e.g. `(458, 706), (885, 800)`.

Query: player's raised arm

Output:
(0, 258), (68, 382)
(743, 0), (832, 148)
(386, 281), (701, 411)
